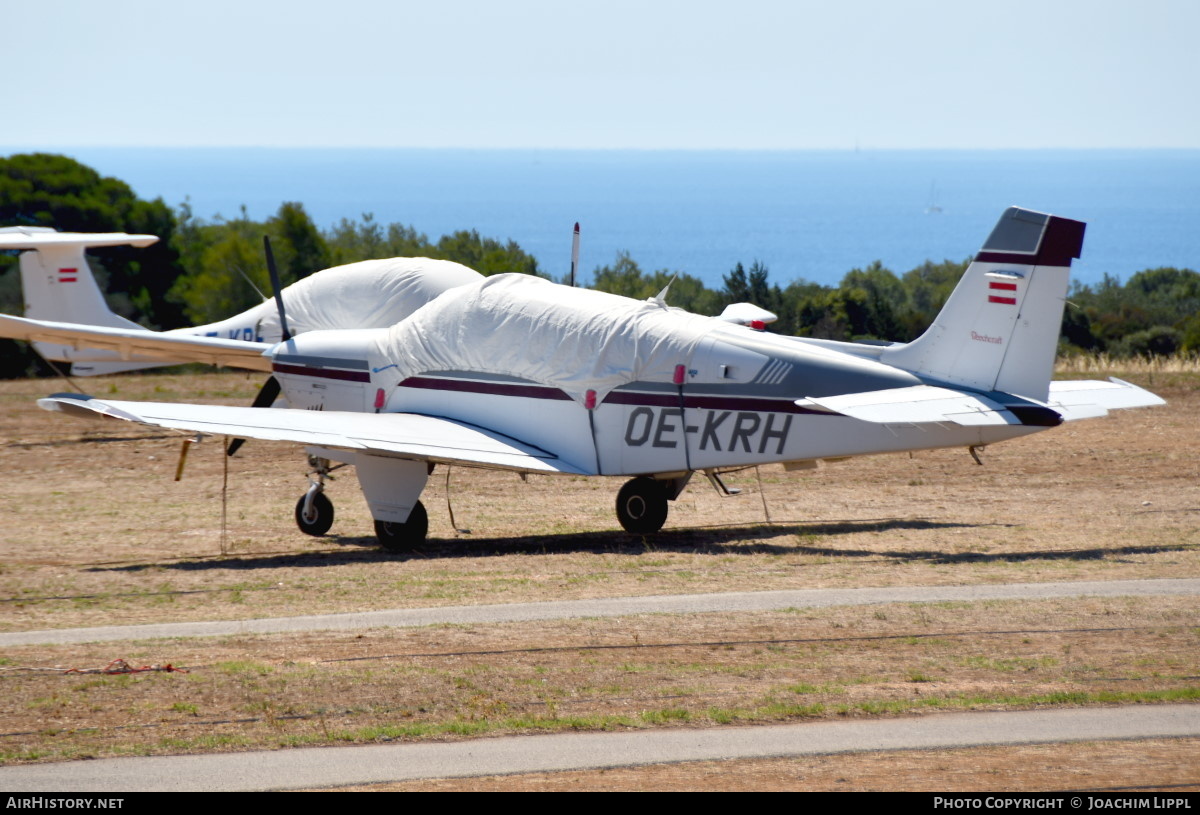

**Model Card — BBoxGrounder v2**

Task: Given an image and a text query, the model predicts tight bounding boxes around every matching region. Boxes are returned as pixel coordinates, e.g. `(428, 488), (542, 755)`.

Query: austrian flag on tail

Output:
(988, 280), (1017, 305)
(57, 268), (77, 283)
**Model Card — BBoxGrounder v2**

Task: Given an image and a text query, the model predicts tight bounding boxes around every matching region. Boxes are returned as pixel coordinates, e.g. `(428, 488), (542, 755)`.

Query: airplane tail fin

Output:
(881, 207), (1085, 402)
(0, 228), (159, 370)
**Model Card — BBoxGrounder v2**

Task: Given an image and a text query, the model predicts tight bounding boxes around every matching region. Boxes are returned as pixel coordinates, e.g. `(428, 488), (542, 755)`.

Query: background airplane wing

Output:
(0, 314), (274, 372)
(0, 231), (158, 250)
(37, 394), (591, 475)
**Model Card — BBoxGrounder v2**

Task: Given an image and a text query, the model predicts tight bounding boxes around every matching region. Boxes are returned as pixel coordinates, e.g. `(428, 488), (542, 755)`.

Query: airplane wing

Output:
(36, 394), (591, 475)
(0, 314), (274, 372)
(800, 378), (1163, 426)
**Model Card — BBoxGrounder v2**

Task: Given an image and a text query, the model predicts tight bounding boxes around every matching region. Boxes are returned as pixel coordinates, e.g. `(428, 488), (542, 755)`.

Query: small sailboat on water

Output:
(925, 181), (943, 214)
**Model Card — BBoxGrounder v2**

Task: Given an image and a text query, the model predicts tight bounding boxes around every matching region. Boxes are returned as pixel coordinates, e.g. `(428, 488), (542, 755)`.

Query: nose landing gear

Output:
(295, 491), (334, 536)
(295, 455), (336, 536)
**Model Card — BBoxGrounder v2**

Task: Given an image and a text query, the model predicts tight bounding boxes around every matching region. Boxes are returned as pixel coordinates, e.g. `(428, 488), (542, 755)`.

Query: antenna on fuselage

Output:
(650, 272), (679, 307)
(232, 264), (267, 301)
(569, 222), (580, 287)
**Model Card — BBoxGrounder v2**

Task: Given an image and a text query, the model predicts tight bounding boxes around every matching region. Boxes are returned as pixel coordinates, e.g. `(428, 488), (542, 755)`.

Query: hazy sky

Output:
(7, 0), (1199, 149)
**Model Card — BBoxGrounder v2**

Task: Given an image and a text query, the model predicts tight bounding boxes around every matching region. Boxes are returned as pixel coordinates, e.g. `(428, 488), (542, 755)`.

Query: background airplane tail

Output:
(0, 228), (159, 372)
(881, 207), (1085, 402)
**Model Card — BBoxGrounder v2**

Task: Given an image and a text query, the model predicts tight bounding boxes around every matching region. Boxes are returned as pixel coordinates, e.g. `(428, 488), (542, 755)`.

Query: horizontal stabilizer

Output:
(800, 385), (1022, 427)
(37, 395), (590, 475)
(0, 314), (274, 372)
(0, 228), (158, 250)
(1046, 378), (1166, 421)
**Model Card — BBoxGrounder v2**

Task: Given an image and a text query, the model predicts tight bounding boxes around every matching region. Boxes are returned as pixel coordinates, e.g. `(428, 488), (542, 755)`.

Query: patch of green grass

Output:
(787, 682), (819, 694)
(0, 749), (52, 762)
(216, 660), (273, 676)
(640, 708), (691, 724)
(960, 655), (1059, 673)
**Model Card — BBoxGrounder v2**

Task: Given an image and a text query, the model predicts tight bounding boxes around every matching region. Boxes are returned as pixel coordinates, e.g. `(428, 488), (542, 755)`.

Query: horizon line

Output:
(4, 145), (1200, 154)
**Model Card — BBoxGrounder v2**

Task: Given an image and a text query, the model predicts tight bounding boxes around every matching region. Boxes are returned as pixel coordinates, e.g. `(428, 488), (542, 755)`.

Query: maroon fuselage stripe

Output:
(273, 363), (371, 383)
(402, 375), (572, 401)
(400, 376), (823, 414)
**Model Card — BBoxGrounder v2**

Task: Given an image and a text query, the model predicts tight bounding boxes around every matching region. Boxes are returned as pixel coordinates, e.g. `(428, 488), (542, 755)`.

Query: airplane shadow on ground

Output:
(84, 517), (1192, 573)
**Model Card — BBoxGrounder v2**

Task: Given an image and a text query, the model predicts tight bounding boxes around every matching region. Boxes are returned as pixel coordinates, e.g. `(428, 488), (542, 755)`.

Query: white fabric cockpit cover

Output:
(376, 274), (719, 405)
(256, 258), (483, 337)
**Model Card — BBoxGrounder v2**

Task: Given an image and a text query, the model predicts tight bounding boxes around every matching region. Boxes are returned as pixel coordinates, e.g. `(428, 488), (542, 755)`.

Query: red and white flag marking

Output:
(988, 280), (1017, 305)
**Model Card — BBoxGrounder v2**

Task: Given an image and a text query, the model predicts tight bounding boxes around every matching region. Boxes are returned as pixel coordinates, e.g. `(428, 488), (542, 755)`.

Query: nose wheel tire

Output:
(295, 492), (334, 536)
(374, 501), (429, 551)
(616, 477), (669, 534)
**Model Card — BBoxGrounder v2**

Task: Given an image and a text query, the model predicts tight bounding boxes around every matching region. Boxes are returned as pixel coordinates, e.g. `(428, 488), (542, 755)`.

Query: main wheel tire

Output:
(616, 477), (669, 534)
(374, 500), (429, 551)
(294, 492), (334, 536)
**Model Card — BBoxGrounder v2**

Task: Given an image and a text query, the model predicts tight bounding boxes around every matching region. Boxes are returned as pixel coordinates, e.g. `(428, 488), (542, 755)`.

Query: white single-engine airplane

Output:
(22, 208), (1164, 550)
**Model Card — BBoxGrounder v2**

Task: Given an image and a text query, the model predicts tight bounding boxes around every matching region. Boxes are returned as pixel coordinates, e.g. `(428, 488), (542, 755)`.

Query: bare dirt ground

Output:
(0, 368), (1197, 789)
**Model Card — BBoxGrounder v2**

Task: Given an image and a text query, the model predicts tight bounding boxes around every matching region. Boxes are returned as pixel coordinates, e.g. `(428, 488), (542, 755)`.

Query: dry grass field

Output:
(0, 364), (1197, 790)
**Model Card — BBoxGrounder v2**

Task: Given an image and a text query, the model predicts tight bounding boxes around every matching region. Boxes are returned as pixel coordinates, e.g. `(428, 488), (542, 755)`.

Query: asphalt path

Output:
(4, 577), (1197, 646)
(4, 578), (1198, 791)
(2, 705), (1197, 791)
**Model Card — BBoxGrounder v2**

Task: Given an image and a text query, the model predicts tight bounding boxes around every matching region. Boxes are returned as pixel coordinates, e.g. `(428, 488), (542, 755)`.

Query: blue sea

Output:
(36, 148), (1200, 289)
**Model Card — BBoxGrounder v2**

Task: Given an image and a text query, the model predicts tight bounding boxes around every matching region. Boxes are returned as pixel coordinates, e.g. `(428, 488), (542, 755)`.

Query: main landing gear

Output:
(616, 477), (670, 534)
(292, 455), (430, 551)
(374, 501), (429, 552)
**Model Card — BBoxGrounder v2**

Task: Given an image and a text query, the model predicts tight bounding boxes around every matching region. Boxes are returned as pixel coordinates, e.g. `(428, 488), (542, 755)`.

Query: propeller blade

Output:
(250, 374), (282, 408)
(229, 238), (289, 458)
(263, 235), (290, 341)
(226, 376), (282, 456)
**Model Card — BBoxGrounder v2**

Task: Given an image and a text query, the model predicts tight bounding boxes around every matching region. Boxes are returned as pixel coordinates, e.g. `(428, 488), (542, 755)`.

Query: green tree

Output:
(900, 258), (967, 338)
(590, 252), (719, 315)
(836, 261), (904, 340)
(271, 201), (330, 280)
(435, 229), (541, 276)
(326, 213), (391, 263)
(1113, 325), (1182, 358)
(170, 211), (269, 325)
(722, 262), (750, 303)
(747, 261), (773, 307)
(591, 251), (651, 297)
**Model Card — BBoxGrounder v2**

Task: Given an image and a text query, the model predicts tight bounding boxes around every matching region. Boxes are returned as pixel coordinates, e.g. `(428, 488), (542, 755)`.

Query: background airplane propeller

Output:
(226, 236), (290, 457)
